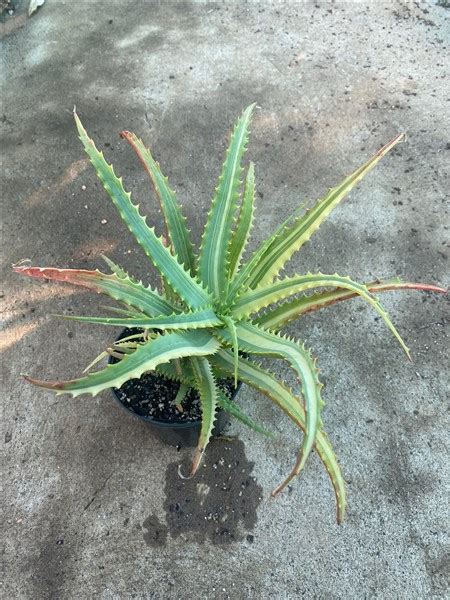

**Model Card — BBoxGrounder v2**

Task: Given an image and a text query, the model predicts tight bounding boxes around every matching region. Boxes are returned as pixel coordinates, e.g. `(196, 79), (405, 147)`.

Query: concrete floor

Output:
(2, 1), (449, 598)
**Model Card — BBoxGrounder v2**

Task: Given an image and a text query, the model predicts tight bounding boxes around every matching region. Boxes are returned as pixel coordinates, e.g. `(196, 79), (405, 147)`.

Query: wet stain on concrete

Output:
(424, 551), (450, 596)
(142, 514), (168, 547)
(142, 438), (262, 546)
(26, 519), (73, 599)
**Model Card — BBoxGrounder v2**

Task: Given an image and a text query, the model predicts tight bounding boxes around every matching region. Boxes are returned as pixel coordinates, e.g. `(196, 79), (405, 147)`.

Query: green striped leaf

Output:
(228, 162), (256, 279)
(198, 104), (255, 297)
(255, 279), (448, 330)
(220, 315), (239, 387)
(217, 390), (275, 438)
(211, 350), (346, 524)
(228, 133), (405, 299)
(189, 357), (219, 475)
(74, 111), (211, 310)
(228, 206), (305, 302)
(56, 306), (221, 330)
(101, 255), (136, 282)
(23, 330), (220, 398)
(12, 265), (176, 317)
(100, 305), (147, 318)
(233, 272), (410, 358)
(120, 130), (196, 275)
(217, 322), (324, 476)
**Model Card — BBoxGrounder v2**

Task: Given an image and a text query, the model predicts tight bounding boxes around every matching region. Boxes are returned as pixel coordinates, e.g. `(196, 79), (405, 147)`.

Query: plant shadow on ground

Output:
(142, 438), (262, 546)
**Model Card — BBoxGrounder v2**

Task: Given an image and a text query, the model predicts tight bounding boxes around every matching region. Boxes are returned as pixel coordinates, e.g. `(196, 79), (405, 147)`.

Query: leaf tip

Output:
(178, 462), (195, 480)
(119, 130), (131, 140)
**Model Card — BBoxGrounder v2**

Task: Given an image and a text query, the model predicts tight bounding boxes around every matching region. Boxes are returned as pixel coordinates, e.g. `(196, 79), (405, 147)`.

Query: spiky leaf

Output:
(229, 133), (405, 298)
(211, 350), (346, 523)
(74, 110), (211, 310)
(101, 255), (137, 282)
(189, 357), (219, 475)
(217, 390), (275, 437)
(221, 315), (239, 387)
(24, 330), (220, 397)
(256, 279), (448, 330)
(120, 130), (196, 275)
(228, 162), (256, 279)
(13, 265), (176, 317)
(217, 322), (324, 476)
(56, 306), (221, 330)
(233, 272), (410, 358)
(198, 104), (255, 297)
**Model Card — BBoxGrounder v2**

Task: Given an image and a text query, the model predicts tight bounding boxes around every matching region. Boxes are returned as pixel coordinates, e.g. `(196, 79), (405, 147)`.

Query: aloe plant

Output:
(14, 105), (446, 523)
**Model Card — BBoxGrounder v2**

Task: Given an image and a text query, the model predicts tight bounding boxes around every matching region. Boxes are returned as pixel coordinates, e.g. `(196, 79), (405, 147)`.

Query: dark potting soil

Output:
(109, 328), (235, 423)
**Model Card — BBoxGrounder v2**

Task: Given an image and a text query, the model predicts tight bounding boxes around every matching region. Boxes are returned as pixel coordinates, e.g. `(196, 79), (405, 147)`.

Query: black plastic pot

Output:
(108, 328), (241, 448)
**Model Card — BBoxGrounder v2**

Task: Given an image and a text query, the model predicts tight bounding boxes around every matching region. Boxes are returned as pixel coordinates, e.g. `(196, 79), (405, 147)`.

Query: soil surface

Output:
(110, 328), (235, 422)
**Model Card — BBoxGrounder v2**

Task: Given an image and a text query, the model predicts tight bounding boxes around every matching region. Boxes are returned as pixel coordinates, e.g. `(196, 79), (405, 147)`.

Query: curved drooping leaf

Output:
(189, 357), (219, 476)
(74, 111), (211, 310)
(211, 350), (346, 524)
(255, 279), (448, 330)
(23, 330), (220, 398)
(198, 104), (255, 297)
(233, 272), (410, 358)
(120, 130), (196, 276)
(229, 133), (405, 296)
(217, 322), (324, 476)
(56, 306), (221, 330)
(228, 162), (256, 279)
(13, 265), (176, 317)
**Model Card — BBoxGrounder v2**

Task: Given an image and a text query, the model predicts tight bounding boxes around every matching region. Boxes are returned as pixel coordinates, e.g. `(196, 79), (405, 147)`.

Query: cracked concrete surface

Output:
(2, 1), (449, 598)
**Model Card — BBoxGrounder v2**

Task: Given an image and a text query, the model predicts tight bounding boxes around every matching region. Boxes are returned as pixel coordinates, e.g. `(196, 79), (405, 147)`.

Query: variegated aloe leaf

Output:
(189, 357), (219, 476)
(99, 305), (147, 318)
(211, 350), (346, 523)
(56, 306), (221, 330)
(233, 272), (410, 358)
(228, 205), (306, 301)
(13, 265), (177, 317)
(23, 330), (220, 398)
(83, 339), (142, 373)
(101, 255), (137, 282)
(120, 131), (196, 276)
(256, 279), (448, 330)
(229, 133), (405, 297)
(217, 322), (323, 476)
(198, 104), (255, 298)
(74, 111), (211, 310)
(217, 390), (275, 437)
(228, 162), (256, 279)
